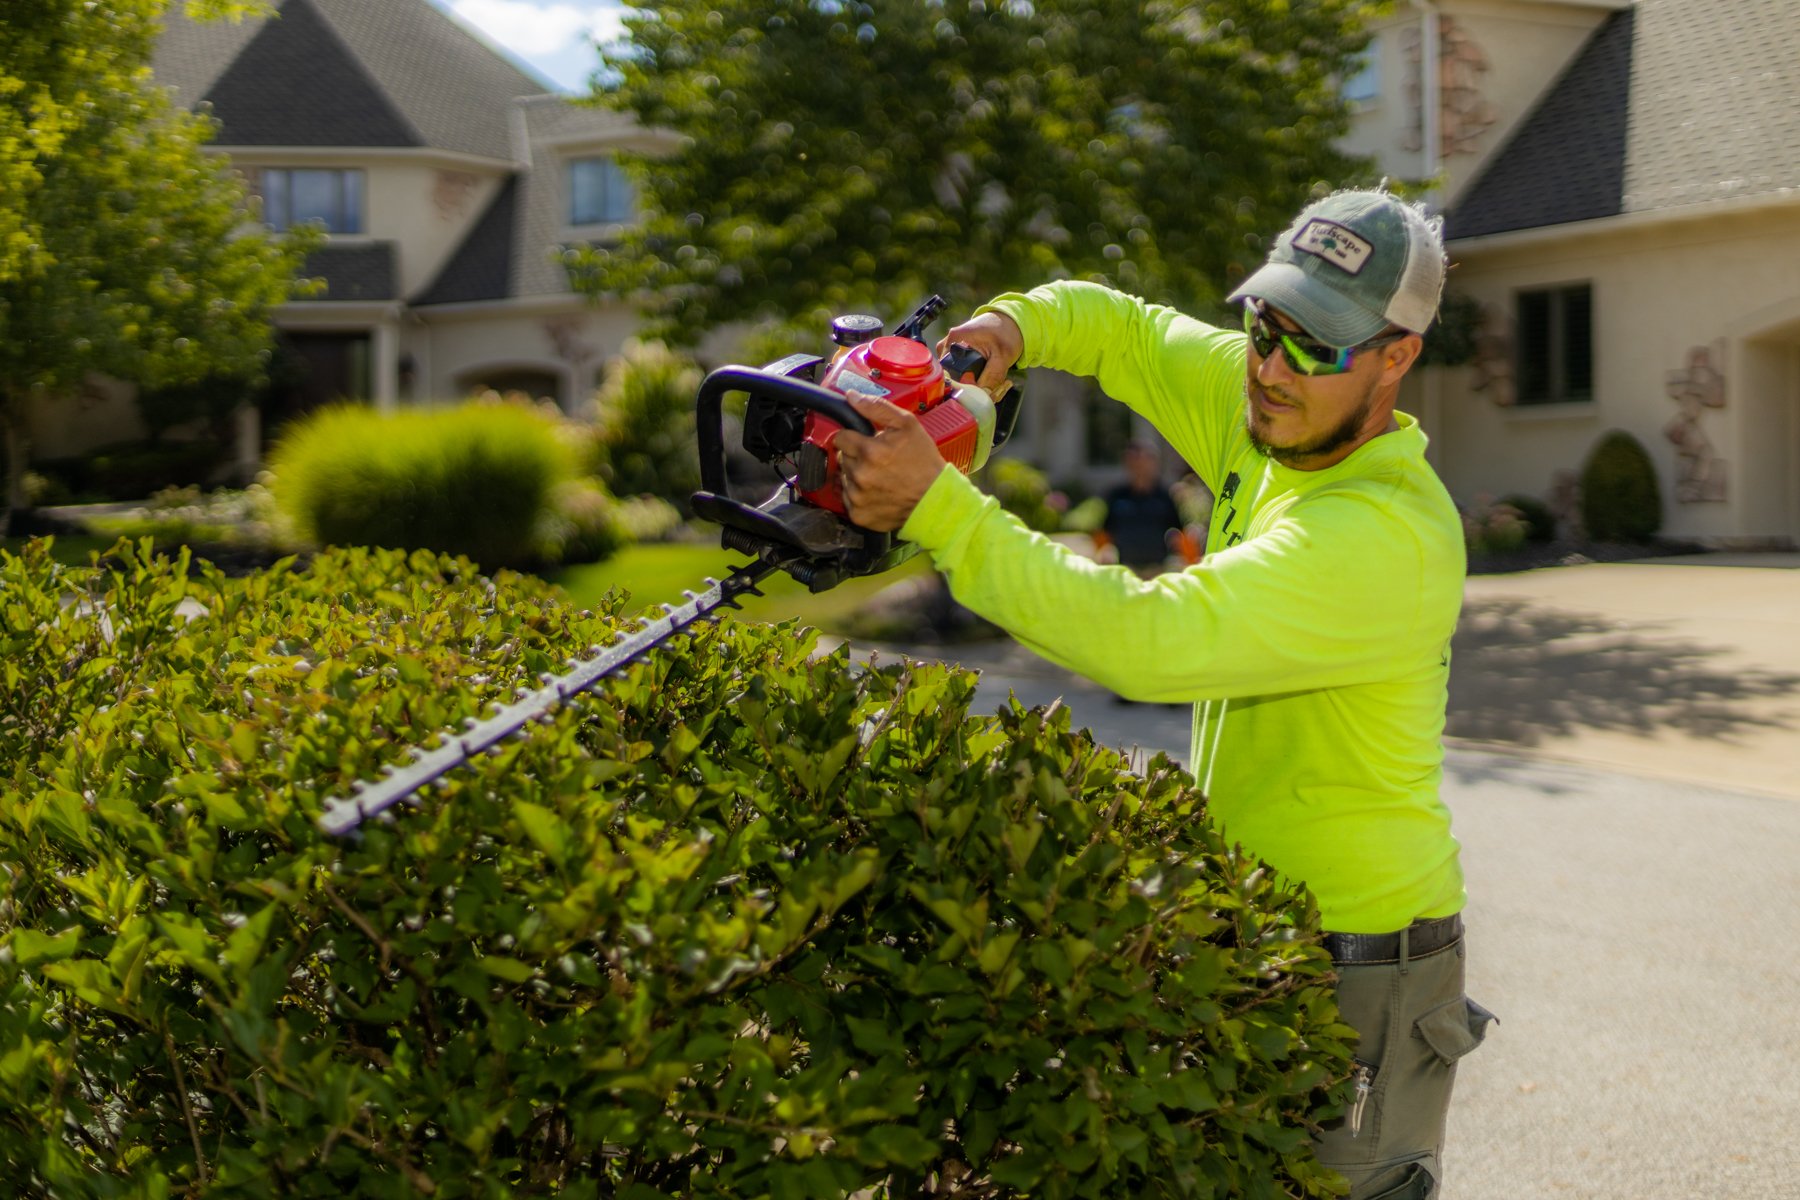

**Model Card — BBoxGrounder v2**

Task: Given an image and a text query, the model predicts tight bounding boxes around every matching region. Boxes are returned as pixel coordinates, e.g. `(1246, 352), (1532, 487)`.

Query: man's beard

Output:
(1244, 381), (1378, 468)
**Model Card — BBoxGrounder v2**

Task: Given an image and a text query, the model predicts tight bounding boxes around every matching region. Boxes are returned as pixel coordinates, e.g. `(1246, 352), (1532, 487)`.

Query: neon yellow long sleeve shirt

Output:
(899, 281), (1467, 933)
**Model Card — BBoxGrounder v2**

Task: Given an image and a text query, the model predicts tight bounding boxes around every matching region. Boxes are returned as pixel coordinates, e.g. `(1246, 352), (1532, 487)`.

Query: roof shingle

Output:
(304, 243), (399, 303)
(154, 0), (548, 161)
(1445, 9), (1632, 241)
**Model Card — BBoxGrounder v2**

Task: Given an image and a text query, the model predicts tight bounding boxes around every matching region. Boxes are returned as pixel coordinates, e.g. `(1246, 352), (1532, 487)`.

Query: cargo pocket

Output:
(1415, 996), (1496, 1067)
(1364, 1160), (1435, 1199)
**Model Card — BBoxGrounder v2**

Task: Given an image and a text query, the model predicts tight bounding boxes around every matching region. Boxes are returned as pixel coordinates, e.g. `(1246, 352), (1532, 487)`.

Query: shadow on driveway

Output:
(1446, 597), (1800, 746)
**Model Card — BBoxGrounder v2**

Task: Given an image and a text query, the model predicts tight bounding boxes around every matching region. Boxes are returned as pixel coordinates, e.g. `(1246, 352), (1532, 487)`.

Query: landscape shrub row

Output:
(0, 538), (1354, 1198)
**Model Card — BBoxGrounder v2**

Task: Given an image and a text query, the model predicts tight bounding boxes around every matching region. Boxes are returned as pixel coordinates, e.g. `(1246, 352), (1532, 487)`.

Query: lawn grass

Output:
(2, 534), (116, 565)
(547, 539), (932, 633)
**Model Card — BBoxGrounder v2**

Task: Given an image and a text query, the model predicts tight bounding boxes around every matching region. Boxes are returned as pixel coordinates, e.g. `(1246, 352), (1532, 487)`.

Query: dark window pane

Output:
(570, 156), (635, 225)
(601, 160), (634, 223)
(340, 169), (364, 235)
(263, 169), (290, 229)
(1562, 285), (1593, 400)
(264, 168), (361, 233)
(290, 169), (341, 229)
(1516, 290), (1553, 404)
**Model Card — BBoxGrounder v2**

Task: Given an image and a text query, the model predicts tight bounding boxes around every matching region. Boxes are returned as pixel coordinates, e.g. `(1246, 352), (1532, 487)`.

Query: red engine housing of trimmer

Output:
(800, 334), (981, 515)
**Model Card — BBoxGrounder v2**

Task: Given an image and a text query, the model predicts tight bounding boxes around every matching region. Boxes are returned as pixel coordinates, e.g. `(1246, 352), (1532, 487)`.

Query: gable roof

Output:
(1445, 9), (1631, 241)
(204, 0), (422, 148)
(154, 0), (550, 162)
(415, 177), (520, 305)
(1448, 0), (1800, 242)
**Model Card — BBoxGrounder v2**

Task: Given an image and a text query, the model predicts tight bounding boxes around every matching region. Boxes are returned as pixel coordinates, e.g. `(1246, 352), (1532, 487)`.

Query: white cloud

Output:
(449, 0), (630, 59)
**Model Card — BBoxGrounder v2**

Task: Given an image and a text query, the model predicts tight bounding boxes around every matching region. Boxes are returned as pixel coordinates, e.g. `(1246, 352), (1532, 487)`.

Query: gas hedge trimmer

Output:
(317, 296), (1019, 836)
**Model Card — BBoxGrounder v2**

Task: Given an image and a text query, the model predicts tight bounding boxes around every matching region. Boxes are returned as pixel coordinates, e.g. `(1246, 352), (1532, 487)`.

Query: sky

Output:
(425, 0), (633, 94)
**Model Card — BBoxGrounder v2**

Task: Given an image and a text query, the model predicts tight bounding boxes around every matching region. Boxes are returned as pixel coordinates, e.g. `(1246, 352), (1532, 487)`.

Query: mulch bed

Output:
(1465, 537), (1706, 576)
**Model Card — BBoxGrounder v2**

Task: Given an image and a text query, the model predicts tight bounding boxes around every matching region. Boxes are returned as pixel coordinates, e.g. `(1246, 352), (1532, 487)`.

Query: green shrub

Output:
(1496, 493), (1557, 544)
(532, 476), (626, 565)
(1580, 430), (1663, 542)
(1461, 496), (1527, 556)
(1060, 495), (1109, 534)
(1417, 291), (1482, 368)
(592, 339), (703, 512)
(84, 485), (285, 551)
(268, 402), (576, 569)
(983, 456), (1063, 533)
(0, 538), (1353, 1199)
(610, 493), (686, 543)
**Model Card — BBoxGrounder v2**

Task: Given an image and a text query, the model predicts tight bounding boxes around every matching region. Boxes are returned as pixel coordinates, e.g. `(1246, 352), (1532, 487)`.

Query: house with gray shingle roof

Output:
(143, 0), (670, 442)
(1351, 0), (1800, 548)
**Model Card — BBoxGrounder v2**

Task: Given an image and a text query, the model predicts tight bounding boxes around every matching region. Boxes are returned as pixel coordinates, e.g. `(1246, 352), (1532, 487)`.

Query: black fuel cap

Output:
(830, 314), (883, 347)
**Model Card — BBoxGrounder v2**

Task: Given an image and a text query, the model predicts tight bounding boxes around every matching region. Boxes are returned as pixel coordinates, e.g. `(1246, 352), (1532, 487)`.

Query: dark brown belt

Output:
(1324, 913), (1463, 965)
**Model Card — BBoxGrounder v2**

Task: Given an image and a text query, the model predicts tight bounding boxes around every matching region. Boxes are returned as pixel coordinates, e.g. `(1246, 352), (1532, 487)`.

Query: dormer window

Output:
(262, 168), (365, 234)
(569, 155), (634, 226)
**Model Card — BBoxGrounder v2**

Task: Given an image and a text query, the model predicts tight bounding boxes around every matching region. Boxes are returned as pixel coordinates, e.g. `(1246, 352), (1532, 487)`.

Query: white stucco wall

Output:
(406, 298), (644, 412)
(1436, 203), (1800, 545)
(229, 149), (511, 299)
(1344, 1), (1615, 207)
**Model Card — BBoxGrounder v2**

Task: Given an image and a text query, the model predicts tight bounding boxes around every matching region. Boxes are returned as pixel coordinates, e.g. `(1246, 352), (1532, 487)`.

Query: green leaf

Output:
(11, 927), (82, 967)
(514, 801), (572, 865)
(476, 956), (535, 983)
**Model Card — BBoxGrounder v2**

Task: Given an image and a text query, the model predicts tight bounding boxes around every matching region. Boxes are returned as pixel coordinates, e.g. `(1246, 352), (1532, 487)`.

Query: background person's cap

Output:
(1227, 190), (1446, 349)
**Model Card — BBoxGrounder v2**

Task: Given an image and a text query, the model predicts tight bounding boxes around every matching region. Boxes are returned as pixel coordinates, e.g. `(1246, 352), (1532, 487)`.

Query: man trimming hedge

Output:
(834, 188), (1495, 1200)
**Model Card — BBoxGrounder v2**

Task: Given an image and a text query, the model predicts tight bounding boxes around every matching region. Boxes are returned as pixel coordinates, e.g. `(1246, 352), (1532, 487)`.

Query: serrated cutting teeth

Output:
(317, 555), (782, 836)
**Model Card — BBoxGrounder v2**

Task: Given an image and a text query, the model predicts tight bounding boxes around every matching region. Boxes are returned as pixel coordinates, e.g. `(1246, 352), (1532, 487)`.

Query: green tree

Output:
(574, 0), (1386, 346)
(0, 0), (316, 531)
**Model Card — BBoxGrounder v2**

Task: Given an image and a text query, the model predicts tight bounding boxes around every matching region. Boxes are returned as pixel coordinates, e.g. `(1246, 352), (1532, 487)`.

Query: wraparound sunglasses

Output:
(1242, 299), (1410, 377)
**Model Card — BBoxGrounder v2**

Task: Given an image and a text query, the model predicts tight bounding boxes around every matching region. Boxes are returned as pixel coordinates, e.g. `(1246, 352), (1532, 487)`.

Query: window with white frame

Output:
(261, 168), (365, 234)
(1515, 284), (1594, 405)
(568, 155), (635, 226)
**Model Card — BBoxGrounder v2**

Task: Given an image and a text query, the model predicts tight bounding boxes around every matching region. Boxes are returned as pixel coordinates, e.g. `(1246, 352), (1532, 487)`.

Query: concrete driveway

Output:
(842, 555), (1800, 1199)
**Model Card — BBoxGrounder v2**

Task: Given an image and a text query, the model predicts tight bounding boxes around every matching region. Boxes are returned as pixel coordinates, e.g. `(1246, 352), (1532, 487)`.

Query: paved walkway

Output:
(838, 554), (1800, 1199)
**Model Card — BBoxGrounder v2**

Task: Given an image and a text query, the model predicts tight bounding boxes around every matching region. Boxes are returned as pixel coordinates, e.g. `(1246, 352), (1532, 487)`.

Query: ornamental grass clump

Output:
(0, 537), (1355, 1199)
(267, 402), (579, 569)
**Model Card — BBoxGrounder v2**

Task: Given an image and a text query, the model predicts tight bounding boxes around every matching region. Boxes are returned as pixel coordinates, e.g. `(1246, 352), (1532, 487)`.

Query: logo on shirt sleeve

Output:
(1292, 219), (1374, 275)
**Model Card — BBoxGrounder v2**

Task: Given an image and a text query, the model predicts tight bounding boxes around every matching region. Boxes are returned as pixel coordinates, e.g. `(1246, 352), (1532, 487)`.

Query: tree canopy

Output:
(576, 0), (1388, 345)
(0, 0), (314, 521)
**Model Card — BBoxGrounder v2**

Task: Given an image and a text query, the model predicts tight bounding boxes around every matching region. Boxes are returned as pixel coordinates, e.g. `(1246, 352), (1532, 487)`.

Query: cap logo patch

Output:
(1292, 219), (1373, 275)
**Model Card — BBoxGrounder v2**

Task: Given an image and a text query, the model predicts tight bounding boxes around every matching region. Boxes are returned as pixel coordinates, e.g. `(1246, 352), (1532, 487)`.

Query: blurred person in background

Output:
(1098, 440), (1183, 576)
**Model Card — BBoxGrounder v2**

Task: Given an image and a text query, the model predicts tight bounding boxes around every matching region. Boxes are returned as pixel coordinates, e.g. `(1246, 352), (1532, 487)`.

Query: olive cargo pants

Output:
(1314, 934), (1496, 1199)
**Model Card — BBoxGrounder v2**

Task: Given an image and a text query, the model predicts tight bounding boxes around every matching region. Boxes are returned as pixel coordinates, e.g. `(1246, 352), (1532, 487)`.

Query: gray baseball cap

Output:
(1227, 189), (1446, 349)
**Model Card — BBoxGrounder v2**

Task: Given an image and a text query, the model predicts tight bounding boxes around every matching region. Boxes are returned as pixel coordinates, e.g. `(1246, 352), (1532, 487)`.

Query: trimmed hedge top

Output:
(0, 539), (1354, 1198)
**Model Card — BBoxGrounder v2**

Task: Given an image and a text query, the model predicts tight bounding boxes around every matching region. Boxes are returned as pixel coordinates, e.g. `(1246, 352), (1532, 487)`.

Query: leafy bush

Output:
(532, 477), (626, 566)
(1417, 291), (1482, 368)
(0, 538), (1353, 1199)
(592, 339), (703, 512)
(1580, 430), (1663, 542)
(610, 494), (687, 543)
(982, 456), (1063, 533)
(1060, 496), (1109, 535)
(1461, 496), (1527, 556)
(85, 484), (286, 551)
(268, 402), (577, 569)
(1496, 493), (1556, 544)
